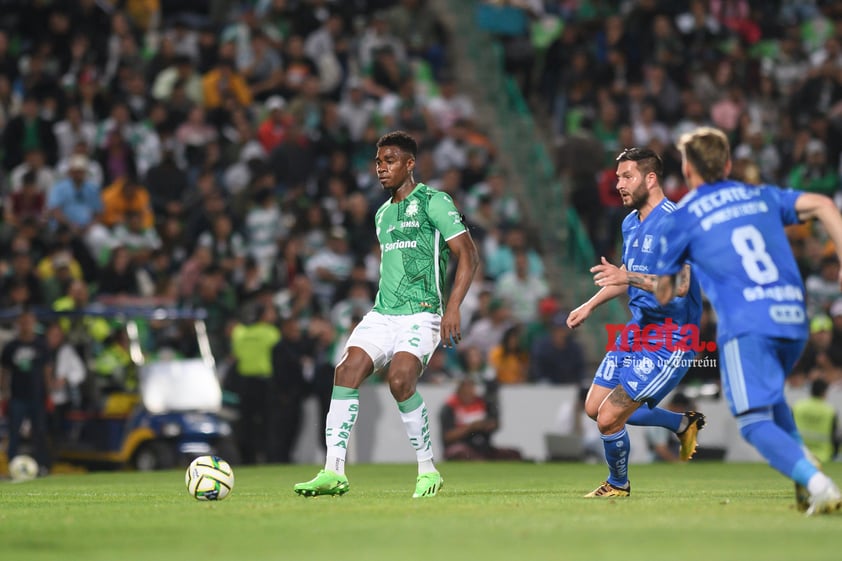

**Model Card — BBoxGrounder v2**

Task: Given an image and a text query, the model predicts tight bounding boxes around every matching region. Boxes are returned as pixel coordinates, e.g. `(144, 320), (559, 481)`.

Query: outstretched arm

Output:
(441, 231), (480, 348)
(594, 256), (690, 296)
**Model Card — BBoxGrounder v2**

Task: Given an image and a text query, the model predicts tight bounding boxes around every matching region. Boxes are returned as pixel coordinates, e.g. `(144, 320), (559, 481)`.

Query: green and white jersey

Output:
(373, 183), (467, 315)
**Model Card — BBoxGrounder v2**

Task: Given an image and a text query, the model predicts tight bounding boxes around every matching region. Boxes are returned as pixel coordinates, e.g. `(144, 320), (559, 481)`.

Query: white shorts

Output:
(344, 311), (441, 371)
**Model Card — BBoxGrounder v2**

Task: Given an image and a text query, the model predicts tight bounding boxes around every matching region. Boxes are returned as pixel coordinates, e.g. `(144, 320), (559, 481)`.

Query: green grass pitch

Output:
(1, 462), (840, 561)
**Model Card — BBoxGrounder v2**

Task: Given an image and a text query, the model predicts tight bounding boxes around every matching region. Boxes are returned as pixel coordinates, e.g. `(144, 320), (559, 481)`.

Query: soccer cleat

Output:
(677, 411), (706, 461)
(584, 481), (630, 498)
(796, 449), (823, 512)
(806, 485), (842, 516)
(412, 471), (443, 498)
(293, 470), (349, 497)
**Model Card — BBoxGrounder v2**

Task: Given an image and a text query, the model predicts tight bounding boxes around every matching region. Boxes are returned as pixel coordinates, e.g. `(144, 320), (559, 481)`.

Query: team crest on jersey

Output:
(642, 235), (654, 253)
(633, 356), (655, 376)
(405, 199), (419, 217)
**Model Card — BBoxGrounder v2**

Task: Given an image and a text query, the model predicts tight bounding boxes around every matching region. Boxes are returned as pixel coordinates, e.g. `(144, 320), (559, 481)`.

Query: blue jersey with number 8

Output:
(655, 180), (806, 341)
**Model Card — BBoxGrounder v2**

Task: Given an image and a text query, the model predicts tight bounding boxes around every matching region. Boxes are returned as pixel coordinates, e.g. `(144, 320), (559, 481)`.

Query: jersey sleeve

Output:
(428, 191), (467, 241)
(765, 186), (802, 226)
(655, 211), (689, 275)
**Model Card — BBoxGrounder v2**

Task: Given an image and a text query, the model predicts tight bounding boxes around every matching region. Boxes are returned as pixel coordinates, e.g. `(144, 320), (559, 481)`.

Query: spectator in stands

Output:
(100, 174), (155, 231)
(242, 30), (285, 100)
(97, 246), (140, 298)
(439, 377), (522, 461)
(10, 147), (58, 194)
(489, 324), (529, 384)
(486, 225), (543, 280)
(806, 256), (842, 317)
(186, 265), (236, 360)
(494, 249), (549, 325)
(5, 170), (46, 227)
(463, 297), (513, 360)
(528, 312), (586, 386)
(202, 55), (253, 114)
(55, 140), (103, 188)
(304, 225), (353, 311)
(96, 128), (137, 186)
(338, 78), (379, 143)
(2, 96), (57, 171)
(152, 54), (204, 105)
(46, 154), (103, 235)
(456, 345), (496, 384)
(787, 139), (839, 196)
(3, 250), (44, 307)
(197, 212), (247, 283)
(257, 95), (290, 152)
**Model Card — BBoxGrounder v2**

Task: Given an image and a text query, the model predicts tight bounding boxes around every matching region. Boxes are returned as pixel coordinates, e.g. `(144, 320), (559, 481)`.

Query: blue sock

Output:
(601, 428), (630, 488)
(771, 401), (802, 443)
(738, 409), (818, 486)
(626, 406), (682, 432)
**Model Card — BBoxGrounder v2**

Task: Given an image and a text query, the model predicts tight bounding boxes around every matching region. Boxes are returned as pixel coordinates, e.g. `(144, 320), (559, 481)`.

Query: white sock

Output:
(398, 392), (437, 474)
(323, 389), (360, 476)
(807, 472), (835, 496)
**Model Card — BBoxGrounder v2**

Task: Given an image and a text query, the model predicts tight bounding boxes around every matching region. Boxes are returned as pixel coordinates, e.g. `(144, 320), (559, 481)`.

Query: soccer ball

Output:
(8, 455), (39, 482)
(185, 456), (234, 501)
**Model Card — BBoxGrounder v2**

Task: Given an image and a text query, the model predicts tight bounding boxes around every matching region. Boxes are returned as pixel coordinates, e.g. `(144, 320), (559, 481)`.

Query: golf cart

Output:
(2, 305), (239, 471)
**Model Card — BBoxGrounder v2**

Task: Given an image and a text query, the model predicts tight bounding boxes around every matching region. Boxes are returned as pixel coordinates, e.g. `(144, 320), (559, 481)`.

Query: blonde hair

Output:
(677, 126), (731, 183)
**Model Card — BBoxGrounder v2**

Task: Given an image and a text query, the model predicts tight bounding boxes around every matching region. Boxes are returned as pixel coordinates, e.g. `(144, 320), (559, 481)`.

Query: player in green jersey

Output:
(294, 131), (479, 498)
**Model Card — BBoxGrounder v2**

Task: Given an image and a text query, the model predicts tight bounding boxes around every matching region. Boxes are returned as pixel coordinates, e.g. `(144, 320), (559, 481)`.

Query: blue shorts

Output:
(719, 334), (806, 415)
(593, 346), (695, 408)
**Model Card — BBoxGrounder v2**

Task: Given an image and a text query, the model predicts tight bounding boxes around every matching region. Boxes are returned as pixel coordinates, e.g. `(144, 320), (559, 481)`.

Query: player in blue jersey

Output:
(567, 148), (706, 498)
(655, 126), (842, 515)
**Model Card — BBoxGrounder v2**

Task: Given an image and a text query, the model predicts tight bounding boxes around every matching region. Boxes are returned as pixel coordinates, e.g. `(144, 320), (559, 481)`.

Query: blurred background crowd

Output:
(0, 0), (842, 466)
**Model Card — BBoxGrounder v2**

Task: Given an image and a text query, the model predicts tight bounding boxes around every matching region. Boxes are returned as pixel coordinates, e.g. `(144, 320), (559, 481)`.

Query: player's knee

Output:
(596, 413), (624, 435)
(334, 353), (371, 388)
(387, 374), (415, 402)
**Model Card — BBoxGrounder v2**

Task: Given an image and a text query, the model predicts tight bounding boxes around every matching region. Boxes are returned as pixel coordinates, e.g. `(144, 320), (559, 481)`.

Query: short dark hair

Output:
(376, 130), (417, 157)
(811, 378), (829, 398)
(616, 147), (664, 183)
